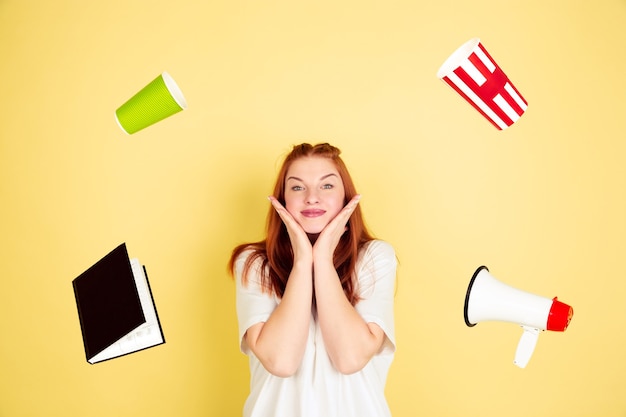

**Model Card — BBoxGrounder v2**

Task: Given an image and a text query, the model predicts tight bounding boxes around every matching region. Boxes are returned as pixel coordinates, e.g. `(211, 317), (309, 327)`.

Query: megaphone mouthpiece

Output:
(547, 297), (574, 331)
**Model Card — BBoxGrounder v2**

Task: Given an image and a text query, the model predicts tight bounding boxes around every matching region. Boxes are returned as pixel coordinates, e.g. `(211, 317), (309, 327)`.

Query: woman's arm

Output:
(243, 197), (315, 377)
(244, 259), (313, 377)
(313, 252), (386, 375)
(312, 195), (387, 374)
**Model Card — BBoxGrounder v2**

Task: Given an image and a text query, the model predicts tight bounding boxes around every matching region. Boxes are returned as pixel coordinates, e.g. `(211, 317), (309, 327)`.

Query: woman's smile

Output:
(301, 209), (326, 218)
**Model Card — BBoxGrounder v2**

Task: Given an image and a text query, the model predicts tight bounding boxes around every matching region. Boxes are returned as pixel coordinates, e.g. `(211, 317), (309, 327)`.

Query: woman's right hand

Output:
(268, 196), (313, 262)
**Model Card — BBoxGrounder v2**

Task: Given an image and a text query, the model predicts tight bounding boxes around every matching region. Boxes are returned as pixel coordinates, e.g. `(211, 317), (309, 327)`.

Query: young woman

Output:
(229, 143), (397, 417)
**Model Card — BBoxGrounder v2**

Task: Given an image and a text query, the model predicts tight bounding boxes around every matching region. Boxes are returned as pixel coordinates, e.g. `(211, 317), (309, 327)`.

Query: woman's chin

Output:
(301, 222), (325, 235)
(299, 219), (329, 237)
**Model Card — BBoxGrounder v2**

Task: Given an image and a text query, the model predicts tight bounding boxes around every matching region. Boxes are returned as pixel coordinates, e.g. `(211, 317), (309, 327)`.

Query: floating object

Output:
(72, 243), (165, 364)
(115, 71), (187, 134)
(437, 38), (528, 130)
(464, 266), (573, 368)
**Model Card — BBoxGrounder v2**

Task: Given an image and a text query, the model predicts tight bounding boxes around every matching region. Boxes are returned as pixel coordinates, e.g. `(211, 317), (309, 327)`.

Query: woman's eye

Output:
(322, 184), (334, 189)
(291, 185), (304, 191)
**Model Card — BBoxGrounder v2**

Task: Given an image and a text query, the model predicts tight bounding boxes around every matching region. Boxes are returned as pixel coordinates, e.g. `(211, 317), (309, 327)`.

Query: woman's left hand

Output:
(313, 194), (361, 260)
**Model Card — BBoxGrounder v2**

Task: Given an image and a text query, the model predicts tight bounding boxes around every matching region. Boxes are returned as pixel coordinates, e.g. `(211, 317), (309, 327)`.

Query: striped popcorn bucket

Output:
(437, 38), (528, 130)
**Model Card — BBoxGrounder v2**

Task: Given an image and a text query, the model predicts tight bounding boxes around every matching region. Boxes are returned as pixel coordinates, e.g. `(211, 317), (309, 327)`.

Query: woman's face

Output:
(284, 156), (346, 234)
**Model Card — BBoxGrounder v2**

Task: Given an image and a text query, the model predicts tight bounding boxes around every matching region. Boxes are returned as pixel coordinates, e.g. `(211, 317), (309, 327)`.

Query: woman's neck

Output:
(307, 233), (320, 244)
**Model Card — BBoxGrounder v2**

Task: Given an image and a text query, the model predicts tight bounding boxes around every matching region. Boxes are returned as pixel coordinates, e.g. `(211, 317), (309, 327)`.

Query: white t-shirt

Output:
(235, 240), (397, 417)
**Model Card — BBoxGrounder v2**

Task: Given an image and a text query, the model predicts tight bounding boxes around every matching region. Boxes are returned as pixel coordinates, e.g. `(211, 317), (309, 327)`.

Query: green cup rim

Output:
(162, 71), (187, 109)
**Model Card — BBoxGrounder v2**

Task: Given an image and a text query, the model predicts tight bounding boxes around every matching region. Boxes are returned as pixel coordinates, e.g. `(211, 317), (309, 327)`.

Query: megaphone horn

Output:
(464, 266), (573, 368)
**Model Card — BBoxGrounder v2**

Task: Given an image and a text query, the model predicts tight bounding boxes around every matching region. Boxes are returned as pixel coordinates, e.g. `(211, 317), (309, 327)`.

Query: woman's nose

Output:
(305, 190), (319, 204)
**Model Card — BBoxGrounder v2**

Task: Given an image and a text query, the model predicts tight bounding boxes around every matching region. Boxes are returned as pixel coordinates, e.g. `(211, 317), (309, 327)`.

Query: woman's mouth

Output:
(301, 209), (326, 218)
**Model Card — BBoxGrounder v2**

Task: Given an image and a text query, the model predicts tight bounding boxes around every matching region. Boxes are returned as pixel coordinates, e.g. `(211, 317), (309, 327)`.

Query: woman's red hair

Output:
(228, 143), (374, 305)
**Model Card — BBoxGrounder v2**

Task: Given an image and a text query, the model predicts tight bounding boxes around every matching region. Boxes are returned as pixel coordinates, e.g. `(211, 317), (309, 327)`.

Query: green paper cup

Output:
(115, 71), (187, 134)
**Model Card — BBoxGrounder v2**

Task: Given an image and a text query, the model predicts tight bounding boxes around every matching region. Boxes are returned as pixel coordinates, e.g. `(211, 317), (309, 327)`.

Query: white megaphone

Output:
(464, 266), (573, 368)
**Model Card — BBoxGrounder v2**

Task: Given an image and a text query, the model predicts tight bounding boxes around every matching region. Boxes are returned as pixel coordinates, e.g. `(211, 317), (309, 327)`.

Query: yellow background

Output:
(1, 0), (625, 416)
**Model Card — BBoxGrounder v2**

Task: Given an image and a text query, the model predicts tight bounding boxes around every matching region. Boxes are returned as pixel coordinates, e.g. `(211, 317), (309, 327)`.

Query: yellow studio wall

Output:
(1, 0), (625, 416)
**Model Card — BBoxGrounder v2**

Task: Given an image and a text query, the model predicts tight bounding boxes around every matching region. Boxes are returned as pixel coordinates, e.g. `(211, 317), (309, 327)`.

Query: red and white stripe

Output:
(440, 40), (528, 130)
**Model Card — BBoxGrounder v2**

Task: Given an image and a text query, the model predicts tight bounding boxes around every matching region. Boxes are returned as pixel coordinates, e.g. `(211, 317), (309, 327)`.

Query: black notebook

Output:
(72, 243), (165, 364)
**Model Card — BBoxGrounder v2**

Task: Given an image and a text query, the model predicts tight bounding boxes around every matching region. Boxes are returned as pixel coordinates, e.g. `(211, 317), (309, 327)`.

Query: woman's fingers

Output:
(268, 196), (312, 256)
(268, 196), (290, 221)
(268, 196), (297, 229)
(314, 195), (361, 256)
(329, 194), (361, 231)
(341, 194), (361, 219)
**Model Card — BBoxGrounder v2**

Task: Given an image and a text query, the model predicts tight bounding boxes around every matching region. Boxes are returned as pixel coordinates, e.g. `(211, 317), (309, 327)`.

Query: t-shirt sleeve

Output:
(234, 251), (278, 355)
(354, 240), (397, 356)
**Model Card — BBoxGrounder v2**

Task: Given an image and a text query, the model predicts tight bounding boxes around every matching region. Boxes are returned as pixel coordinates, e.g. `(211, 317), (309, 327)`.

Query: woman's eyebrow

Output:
(320, 173), (338, 181)
(286, 173), (338, 182)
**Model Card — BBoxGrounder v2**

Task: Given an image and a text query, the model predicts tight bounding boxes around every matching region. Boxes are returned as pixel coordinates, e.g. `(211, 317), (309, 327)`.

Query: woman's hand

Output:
(311, 194), (386, 375)
(268, 196), (313, 262)
(313, 194), (361, 261)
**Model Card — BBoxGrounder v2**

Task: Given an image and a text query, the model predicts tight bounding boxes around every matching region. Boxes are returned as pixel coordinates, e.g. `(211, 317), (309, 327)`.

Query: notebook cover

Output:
(72, 243), (146, 361)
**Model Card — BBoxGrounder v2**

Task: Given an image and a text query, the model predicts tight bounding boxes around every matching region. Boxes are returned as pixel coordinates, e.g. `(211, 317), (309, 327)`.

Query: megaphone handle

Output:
(514, 326), (540, 368)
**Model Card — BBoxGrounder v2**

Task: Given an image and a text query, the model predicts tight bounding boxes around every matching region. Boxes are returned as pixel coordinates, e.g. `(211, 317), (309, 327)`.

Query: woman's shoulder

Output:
(356, 240), (397, 290)
(358, 239), (396, 267)
(362, 239), (396, 256)
(232, 244), (266, 274)
(233, 242), (264, 260)
(235, 245), (256, 260)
